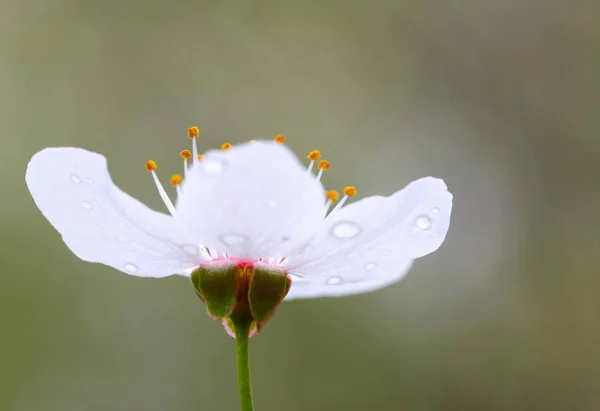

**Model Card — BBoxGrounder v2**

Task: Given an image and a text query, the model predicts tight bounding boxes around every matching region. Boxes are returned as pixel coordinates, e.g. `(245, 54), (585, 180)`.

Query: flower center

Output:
(143, 126), (358, 263)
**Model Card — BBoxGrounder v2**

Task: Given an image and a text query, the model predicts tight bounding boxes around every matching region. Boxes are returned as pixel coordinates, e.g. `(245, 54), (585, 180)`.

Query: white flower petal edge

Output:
(176, 142), (327, 260)
(26, 148), (200, 277)
(283, 177), (452, 299)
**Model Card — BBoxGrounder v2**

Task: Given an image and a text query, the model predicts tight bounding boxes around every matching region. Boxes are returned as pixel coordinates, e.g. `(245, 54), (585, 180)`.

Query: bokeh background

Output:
(1, 1), (599, 410)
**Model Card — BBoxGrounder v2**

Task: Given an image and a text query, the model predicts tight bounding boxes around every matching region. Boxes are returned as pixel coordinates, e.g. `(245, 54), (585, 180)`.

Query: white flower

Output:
(25, 131), (452, 300)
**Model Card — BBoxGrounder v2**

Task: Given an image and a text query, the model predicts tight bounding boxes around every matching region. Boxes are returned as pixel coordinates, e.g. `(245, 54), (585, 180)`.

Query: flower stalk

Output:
(233, 316), (255, 411)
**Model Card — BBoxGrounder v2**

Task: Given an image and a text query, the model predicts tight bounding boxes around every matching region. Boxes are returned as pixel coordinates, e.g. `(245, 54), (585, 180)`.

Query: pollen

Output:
(170, 174), (183, 186)
(222, 142), (232, 152)
(145, 160), (157, 172)
(344, 186), (357, 196)
(250, 140), (257, 144)
(318, 160), (330, 170)
(326, 190), (339, 202)
(274, 134), (285, 144)
(188, 126), (199, 138)
(307, 150), (321, 161)
(180, 150), (192, 160)
(197, 154), (204, 161)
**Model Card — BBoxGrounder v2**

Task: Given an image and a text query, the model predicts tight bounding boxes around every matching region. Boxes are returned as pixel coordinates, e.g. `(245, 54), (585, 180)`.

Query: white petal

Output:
(282, 177), (452, 298)
(26, 148), (200, 277)
(284, 260), (413, 300)
(175, 142), (327, 259)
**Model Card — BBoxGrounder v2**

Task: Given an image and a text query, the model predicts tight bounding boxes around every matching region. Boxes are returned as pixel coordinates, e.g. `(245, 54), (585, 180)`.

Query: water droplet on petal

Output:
(203, 159), (225, 174)
(220, 234), (247, 246)
(327, 276), (342, 285)
(432, 207), (440, 214)
(415, 215), (431, 230)
(331, 221), (362, 239)
(84, 178), (93, 185)
(266, 199), (278, 208)
(365, 263), (377, 270)
(80, 201), (93, 210)
(181, 244), (198, 255)
(70, 175), (80, 184)
(124, 263), (138, 273)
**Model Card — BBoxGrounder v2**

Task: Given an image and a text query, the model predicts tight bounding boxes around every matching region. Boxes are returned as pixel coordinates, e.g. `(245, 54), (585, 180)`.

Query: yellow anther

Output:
(274, 134), (285, 144)
(250, 140), (257, 144)
(197, 154), (204, 161)
(188, 126), (199, 138)
(180, 150), (192, 160)
(145, 160), (157, 172)
(170, 174), (183, 186)
(222, 142), (232, 151)
(326, 190), (339, 202)
(307, 150), (321, 161)
(344, 186), (357, 196)
(318, 160), (330, 170)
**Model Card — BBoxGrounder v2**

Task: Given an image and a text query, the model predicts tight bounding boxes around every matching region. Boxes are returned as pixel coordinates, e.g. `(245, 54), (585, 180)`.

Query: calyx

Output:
(191, 260), (291, 337)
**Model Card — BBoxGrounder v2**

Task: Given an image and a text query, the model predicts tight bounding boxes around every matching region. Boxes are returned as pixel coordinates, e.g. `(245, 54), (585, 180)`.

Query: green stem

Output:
(234, 320), (255, 411)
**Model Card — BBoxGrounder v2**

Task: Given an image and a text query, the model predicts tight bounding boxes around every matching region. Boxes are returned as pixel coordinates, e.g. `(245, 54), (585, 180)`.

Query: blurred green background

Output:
(1, 1), (600, 410)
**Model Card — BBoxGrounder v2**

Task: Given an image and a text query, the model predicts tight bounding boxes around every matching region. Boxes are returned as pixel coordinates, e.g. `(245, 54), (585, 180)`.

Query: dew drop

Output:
(220, 234), (247, 246)
(80, 201), (93, 210)
(124, 263), (139, 273)
(70, 174), (81, 184)
(365, 263), (377, 270)
(266, 199), (278, 208)
(331, 221), (362, 239)
(415, 215), (431, 230)
(432, 207), (440, 214)
(326, 276), (342, 285)
(203, 159), (225, 174)
(83, 178), (93, 185)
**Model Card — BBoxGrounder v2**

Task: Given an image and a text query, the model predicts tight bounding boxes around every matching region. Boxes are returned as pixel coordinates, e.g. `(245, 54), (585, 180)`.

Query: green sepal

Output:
(248, 265), (291, 332)
(191, 263), (239, 320)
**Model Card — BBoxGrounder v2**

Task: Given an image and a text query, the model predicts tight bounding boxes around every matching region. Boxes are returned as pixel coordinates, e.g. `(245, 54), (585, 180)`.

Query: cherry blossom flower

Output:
(26, 129), (452, 304)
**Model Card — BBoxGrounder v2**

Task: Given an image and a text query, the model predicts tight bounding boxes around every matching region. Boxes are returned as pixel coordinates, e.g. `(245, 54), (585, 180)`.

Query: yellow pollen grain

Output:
(188, 126), (200, 138)
(222, 142), (232, 151)
(274, 134), (285, 144)
(318, 160), (330, 170)
(145, 160), (157, 172)
(307, 150), (321, 161)
(197, 154), (204, 161)
(170, 174), (183, 186)
(344, 186), (357, 196)
(180, 150), (192, 159)
(249, 140), (257, 144)
(326, 190), (339, 202)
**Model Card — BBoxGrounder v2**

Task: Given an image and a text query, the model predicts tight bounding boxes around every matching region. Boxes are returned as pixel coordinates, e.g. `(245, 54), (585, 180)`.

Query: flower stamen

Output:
(274, 135), (285, 144)
(188, 126), (200, 166)
(328, 185), (357, 217)
(170, 174), (183, 185)
(170, 174), (183, 197)
(316, 159), (329, 182)
(180, 149), (192, 176)
(145, 160), (176, 216)
(222, 142), (233, 152)
(306, 150), (321, 173)
(343, 186), (357, 197)
(325, 189), (339, 208)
